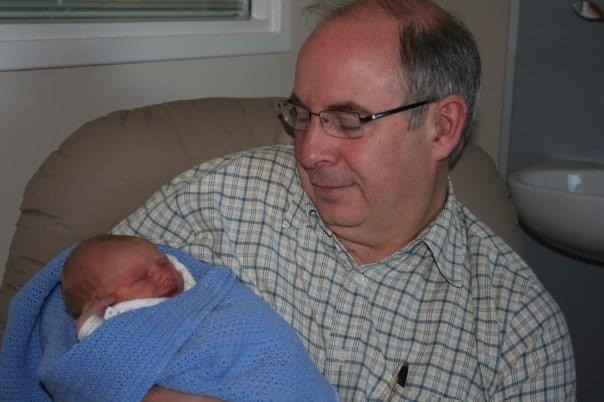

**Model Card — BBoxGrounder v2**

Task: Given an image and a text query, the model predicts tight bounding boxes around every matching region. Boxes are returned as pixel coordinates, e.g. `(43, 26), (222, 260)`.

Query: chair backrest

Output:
(0, 96), (521, 338)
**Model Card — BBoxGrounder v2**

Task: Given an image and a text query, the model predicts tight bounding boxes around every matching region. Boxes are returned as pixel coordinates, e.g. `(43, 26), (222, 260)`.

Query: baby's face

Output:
(98, 241), (184, 303)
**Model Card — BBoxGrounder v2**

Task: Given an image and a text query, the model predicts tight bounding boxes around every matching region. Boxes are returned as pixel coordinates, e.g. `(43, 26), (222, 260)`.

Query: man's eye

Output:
(332, 114), (359, 130)
(341, 122), (361, 130)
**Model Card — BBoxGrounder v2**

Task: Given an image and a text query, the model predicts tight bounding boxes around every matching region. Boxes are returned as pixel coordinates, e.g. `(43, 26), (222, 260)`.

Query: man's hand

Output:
(143, 386), (222, 402)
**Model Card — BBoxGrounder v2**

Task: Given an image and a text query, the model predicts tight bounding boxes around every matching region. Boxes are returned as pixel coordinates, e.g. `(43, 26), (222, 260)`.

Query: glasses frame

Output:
(278, 98), (434, 139)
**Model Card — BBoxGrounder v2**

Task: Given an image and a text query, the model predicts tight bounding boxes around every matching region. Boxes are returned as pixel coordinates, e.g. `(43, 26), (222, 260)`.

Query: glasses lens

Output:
(280, 102), (310, 129)
(321, 111), (362, 138)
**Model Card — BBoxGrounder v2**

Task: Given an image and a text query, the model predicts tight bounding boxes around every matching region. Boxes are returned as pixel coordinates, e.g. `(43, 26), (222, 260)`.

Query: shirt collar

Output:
(287, 162), (469, 285)
(416, 179), (469, 287)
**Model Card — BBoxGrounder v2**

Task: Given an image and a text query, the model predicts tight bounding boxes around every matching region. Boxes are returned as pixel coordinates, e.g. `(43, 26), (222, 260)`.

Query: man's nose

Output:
(294, 115), (337, 168)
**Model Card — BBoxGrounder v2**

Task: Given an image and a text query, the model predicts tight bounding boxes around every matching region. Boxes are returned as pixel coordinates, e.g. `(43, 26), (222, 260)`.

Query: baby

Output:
(3, 234), (338, 401)
(61, 234), (196, 340)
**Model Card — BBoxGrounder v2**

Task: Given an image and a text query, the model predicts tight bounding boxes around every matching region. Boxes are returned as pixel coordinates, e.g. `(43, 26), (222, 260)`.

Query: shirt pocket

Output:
(377, 364), (464, 402)
(383, 384), (463, 402)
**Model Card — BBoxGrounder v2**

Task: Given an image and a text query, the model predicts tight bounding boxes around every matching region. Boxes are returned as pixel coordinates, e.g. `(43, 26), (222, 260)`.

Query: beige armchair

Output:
(0, 96), (521, 338)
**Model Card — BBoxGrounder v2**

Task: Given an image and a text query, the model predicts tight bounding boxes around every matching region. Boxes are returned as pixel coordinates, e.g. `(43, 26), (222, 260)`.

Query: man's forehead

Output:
(293, 45), (403, 110)
(294, 9), (403, 108)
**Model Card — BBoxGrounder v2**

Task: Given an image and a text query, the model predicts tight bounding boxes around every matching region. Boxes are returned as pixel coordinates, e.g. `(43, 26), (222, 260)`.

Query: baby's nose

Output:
(152, 268), (171, 283)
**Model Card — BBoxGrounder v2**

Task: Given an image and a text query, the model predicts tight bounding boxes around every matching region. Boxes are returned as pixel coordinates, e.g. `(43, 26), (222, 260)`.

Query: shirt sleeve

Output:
(111, 169), (198, 247)
(111, 160), (239, 268)
(495, 282), (576, 401)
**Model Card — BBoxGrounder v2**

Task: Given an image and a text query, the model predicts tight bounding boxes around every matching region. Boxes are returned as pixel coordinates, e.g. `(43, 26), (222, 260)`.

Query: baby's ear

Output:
(82, 293), (117, 317)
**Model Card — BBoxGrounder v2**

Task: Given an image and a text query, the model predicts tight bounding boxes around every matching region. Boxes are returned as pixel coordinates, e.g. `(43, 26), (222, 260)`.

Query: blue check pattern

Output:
(113, 145), (575, 401)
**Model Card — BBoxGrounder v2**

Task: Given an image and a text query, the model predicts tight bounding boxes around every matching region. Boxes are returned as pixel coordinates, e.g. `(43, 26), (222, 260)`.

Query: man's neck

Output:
(337, 182), (448, 265)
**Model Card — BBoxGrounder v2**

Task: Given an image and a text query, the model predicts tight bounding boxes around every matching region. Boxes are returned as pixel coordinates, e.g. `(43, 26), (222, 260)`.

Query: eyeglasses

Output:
(278, 99), (433, 139)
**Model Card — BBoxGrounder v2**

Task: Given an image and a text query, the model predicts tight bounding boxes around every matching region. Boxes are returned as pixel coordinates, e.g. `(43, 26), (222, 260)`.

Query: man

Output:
(115, 0), (576, 400)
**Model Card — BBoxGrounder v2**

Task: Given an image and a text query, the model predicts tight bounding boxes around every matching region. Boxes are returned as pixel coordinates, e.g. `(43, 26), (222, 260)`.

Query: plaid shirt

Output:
(113, 145), (575, 401)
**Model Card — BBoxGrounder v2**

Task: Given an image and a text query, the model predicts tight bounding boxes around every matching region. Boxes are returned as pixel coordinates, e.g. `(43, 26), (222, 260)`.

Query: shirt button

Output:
(353, 272), (368, 287)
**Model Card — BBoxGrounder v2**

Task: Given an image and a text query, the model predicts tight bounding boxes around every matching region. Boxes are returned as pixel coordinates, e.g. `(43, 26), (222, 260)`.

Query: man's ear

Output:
(428, 95), (468, 161)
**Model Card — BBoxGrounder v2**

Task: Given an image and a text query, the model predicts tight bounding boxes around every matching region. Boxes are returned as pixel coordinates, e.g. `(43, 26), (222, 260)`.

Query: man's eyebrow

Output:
(288, 94), (370, 114)
(327, 101), (371, 115)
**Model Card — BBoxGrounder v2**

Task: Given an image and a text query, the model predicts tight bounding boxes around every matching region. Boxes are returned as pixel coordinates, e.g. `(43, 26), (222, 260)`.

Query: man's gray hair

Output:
(305, 0), (481, 165)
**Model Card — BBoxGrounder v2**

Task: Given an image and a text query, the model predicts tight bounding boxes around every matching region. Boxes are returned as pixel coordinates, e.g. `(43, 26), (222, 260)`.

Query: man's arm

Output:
(496, 285), (576, 400)
(143, 386), (222, 402)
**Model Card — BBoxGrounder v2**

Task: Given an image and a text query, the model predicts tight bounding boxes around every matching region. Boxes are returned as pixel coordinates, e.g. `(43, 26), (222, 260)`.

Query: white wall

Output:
(509, 3), (604, 398)
(0, 1), (315, 280)
(437, 0), (512, 167)
(0, 1), (511, 281)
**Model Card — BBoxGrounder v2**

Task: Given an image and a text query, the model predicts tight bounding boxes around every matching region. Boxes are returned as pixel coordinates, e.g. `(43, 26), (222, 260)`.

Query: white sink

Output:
(508, 159), (604, 263)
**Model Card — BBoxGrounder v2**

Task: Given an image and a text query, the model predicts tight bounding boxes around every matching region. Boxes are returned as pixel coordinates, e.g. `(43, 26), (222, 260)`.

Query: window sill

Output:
(0, 0), (291, 71)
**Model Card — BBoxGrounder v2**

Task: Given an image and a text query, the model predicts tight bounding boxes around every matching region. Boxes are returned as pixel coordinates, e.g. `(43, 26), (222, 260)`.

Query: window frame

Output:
(0, 0), (291, 71)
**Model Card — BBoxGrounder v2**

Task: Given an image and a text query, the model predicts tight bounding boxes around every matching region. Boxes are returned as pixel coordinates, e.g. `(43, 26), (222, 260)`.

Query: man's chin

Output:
(314, 204), (364, 230)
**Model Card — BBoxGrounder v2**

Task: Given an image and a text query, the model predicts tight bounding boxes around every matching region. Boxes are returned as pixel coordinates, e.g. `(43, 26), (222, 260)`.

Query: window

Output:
(0, 0), (291, 71)
(0, 1), (251, 21)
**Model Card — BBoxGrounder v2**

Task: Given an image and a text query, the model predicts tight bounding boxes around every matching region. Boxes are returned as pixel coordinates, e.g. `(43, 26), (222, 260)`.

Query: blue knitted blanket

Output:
(0, 246), (338, 402)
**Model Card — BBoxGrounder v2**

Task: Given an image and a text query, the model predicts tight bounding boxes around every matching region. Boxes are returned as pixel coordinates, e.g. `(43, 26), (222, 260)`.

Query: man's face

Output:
(96, 241), (184, 303)
(293, 10), (440, 257)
